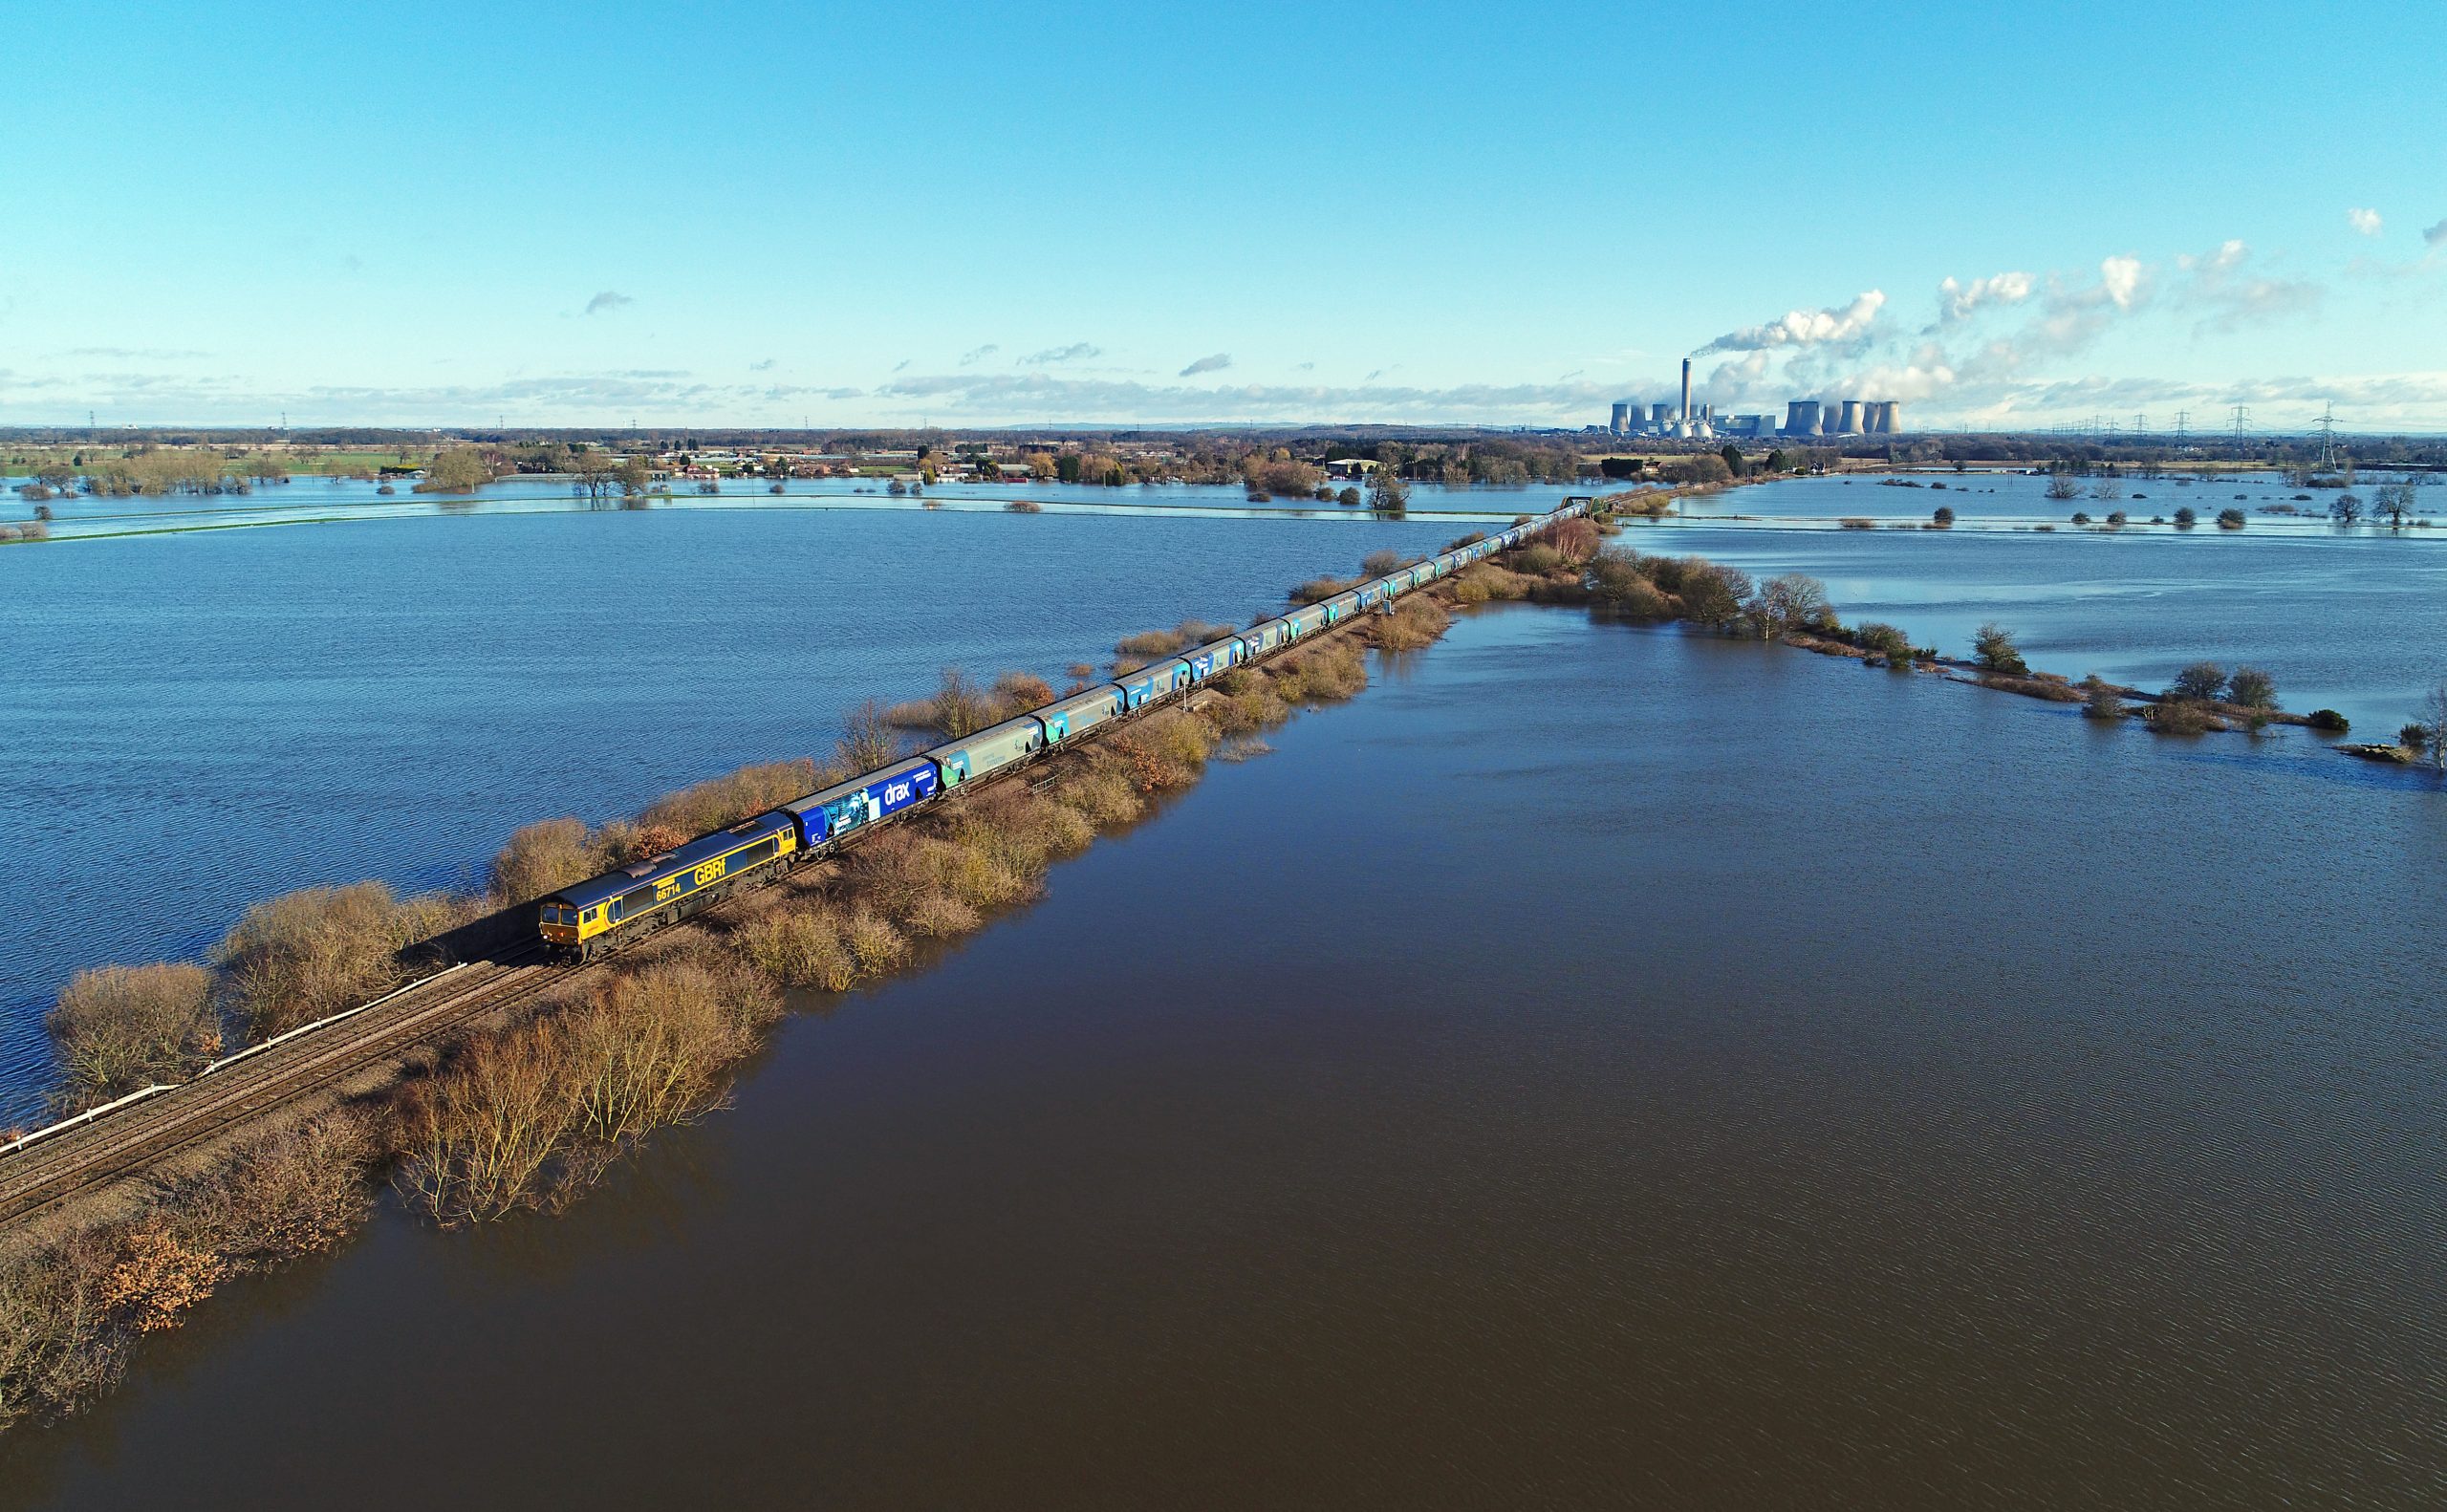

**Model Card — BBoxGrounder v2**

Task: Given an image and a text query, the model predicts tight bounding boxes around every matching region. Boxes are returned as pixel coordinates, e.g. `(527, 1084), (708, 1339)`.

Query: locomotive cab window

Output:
(540, 903), (575, 927)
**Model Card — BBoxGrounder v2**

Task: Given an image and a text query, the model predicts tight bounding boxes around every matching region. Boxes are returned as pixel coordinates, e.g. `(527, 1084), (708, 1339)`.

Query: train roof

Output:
(922, 711), (1048, 764)
(780, 754), (937, 817)
(550, 809), (795, 910)
(1041, 683), (1125, 719)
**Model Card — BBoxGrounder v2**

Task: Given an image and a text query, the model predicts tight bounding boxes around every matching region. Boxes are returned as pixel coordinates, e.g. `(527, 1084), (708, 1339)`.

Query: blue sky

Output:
(7, 0), (2446, 431)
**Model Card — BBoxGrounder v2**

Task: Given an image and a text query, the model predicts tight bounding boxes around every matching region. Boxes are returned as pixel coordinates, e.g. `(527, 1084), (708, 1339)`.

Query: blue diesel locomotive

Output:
(537, 503), (1585, 957)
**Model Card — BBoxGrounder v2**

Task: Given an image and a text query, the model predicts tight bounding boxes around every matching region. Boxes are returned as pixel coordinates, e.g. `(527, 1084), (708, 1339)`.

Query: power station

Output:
(1603, 385), (1902, 439)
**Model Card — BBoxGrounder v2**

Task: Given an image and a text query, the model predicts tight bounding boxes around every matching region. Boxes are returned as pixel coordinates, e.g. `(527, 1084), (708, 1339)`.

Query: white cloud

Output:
(2348, 207), (2383, 236)
(2425, 218), (2447, 248)
(1021, 342), (1100, 365)
(2174, 240), (2323, 335)
(959, 343), (999, 366)
(1178, 353), (1231, 377)
(582, 291), (633, 316)
(2099, 254), (2146, 308)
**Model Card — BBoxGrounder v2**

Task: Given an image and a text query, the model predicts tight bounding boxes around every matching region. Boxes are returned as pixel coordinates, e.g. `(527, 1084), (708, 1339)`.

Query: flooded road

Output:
(6, 607), (2439, 1508)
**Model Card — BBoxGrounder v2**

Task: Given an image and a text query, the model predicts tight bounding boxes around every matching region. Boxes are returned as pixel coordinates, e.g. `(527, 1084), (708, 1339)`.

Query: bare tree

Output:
(570, 453), (620, 507)
(2427, 682), (2447, 773)
(838, 700), (899, 771)
(1746, 573), (1833, 637)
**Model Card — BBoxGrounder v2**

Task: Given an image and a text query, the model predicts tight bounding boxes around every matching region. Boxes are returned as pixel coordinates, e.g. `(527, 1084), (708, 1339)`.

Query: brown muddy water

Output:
(5, 605), (2442, 1509)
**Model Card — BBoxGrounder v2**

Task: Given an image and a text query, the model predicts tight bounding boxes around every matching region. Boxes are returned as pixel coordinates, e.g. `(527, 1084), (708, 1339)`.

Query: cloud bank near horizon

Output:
(8, 219), (2447, 432)
(11, 359), (2447, 433)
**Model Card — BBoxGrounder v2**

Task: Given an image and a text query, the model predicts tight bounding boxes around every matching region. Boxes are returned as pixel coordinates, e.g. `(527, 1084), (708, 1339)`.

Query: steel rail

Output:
(0, 507), (1578, 1232)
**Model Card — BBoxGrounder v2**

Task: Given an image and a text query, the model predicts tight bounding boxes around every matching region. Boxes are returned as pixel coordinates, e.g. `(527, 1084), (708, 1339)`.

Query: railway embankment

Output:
(3, 497), (2388, 1434)
(0, 521), (1585, 1434)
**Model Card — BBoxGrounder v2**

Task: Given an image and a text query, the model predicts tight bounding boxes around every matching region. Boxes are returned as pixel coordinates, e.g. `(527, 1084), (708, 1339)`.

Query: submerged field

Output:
(3, 604), (2438, 1509)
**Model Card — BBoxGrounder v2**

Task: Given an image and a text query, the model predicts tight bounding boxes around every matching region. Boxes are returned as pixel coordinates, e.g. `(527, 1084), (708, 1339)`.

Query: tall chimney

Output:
(1680, 358), (1692, 422)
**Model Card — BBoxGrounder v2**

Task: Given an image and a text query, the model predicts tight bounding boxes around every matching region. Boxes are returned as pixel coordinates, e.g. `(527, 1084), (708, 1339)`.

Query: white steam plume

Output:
(1693, 290), (1884, 356)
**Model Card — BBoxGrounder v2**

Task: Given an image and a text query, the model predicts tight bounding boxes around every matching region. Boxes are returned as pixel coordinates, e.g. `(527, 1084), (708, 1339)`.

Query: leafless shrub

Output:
(490, 816), (599, 903)
(394, 1022), (580, 1224)
(213, 883), (468, 1042)
(563, 961), (769, 1148)
(741, 908), (857, 989)
(1117, 627), (1189, 659)
(991, 670), (1055, 714)
(1369, 595), (1451, 652)
(638, 759), (818, 837)
(0, 1231), (124, 1429)
(838, 699), (900, 771)
(1288, 575), (1355, 604)
(47, 963), (221, 1107)
(2148, 698), (2220, 736)
(889, 668), (995, 737)
(1050, 766), (1146, 828)
(1267, 637), (1369, 703)
(159, 1112), (377, 1267)
(901, 891), (985, 939)
(842, 908), (909, 976)
(1549, 517), (1601, 564)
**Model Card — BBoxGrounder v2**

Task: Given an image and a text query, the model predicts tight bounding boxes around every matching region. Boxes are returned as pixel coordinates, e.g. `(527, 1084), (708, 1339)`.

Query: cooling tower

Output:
(1837, 400), (1864, 435)
(1610, 401), (1631, 434)
(1785, 400), (1821, 437)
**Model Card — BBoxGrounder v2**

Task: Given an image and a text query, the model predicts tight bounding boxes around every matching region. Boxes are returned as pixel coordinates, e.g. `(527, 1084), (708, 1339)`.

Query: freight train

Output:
(537, 502), (1589, 959)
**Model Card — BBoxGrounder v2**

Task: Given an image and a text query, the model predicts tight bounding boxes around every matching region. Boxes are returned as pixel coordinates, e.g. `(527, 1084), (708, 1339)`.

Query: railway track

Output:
(0, 545), (1522, 1236)
(0, 952), (569, 1229)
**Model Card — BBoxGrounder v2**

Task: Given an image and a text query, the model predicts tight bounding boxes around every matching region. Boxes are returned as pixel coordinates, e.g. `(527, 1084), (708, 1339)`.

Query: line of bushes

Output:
(43, 883), (473, 1112)
(1, 533), (1483, 1433)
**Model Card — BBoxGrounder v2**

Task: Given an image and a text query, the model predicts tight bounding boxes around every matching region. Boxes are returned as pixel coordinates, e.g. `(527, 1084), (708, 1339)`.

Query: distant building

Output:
(1610, 400), (1632, 434)
(1651, 402), (1670, 429)
(1784, 400), (1822, 437)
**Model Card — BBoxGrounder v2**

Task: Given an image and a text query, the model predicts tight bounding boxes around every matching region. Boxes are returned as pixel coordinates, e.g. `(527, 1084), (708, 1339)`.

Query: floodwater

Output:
(3, 489), (2442, 1118)
(0, 507), (1469, 1115)
(3, 607), (2439, 1509)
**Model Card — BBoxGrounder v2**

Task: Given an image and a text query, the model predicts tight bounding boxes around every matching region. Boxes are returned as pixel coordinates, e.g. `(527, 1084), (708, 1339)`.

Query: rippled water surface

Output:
(3, 607), (2439, 1509)
(4, 490), (2444, 1116)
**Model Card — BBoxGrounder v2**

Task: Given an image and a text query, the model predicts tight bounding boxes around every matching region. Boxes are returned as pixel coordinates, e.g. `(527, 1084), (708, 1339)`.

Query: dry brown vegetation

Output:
(212, 883), (470, 1041)
(1288, 574), (1356, 604)
(7, 520), (1537, 1436)
(0, 1110), (376, 1430)
(46, 963), (222, 1109)
(1367, 594), (1453, 652)
(1115, 620), (1236, 661)
(1974, 671), (2088, 703)
(392, 949), (781, 1224)
(1549, 517), (1602, 564)
(639, 760), (821, 838)
(489, 758), (845, 910)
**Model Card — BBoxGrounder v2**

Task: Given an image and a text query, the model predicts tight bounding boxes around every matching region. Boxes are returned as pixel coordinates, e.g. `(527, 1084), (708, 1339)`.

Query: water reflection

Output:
(4, 608), (2437, 1510)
